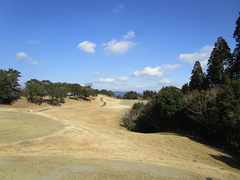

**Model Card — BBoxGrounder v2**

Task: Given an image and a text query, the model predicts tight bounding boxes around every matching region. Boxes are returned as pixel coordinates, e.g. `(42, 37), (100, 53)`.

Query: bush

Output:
(121, 102), (145, 131)
(122, 87), (186, 133)
(136, 86), (186, 132)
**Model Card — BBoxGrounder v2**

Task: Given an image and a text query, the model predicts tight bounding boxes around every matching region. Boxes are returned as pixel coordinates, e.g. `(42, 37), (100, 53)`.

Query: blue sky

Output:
(0, 0), (239, 92)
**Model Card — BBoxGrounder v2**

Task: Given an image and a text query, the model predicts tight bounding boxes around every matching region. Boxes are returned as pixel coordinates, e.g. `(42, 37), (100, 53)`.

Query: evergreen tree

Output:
(181, 83), (190, 95)
(0, 69), (21, 104)
(142, 90), (157, 100)
(189, 61), (206, 91)
(232, 14), (240, 78)
(206, 37), (232, 87)
(25, 79), (44, 104)
(48, 82), (67, 105)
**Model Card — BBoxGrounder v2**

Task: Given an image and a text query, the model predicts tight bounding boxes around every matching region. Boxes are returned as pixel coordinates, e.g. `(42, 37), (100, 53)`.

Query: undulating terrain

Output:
(0, 96), (239, 179)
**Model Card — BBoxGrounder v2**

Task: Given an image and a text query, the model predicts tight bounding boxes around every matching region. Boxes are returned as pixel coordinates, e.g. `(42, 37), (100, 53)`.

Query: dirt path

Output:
(0, 96), (239, 179)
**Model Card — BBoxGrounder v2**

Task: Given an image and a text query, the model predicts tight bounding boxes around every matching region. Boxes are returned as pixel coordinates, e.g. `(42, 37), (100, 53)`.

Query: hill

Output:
(0, 96), (239, 179)
(113, 91), (127, 97)
(113, 91), (143, 97)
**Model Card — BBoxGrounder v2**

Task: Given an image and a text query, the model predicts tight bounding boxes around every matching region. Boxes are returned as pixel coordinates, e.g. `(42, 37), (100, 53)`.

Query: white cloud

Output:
(118, 76), (128, 81)
(77, 41), (96, 53)
(134, 67), (164, 77)
(103, 31), (136, 55)
(133, 64), (181, 78)
(123, 31), (135, 39)
(113, 4), (124, 13)
(160, 79), (171, 84)
(16, 52), (40, 65)
(30, 60), (40, 65)
(177, 45), (213, 67)
(99, 78), (115, 83)
(103, 39), (136, 55)
(16, 52), (29, 59)
(97, 76), (129, 84)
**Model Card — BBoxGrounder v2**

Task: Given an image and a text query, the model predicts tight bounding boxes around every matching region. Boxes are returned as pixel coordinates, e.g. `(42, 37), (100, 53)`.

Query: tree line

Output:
(122, 14), (240, 153)
(0, 70), (155, 106)
(0, 73), (119, 105)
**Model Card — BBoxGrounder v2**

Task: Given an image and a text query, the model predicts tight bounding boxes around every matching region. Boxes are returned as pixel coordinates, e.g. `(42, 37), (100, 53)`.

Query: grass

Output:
(0, 111), (65, 144)
(0, 108), (30, 112)
(0, 96), (239, 179)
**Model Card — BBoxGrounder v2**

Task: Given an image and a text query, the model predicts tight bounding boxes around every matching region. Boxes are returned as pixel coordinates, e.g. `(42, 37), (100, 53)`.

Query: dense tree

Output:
(215, 80), (240, 144)
(81, 84), (97, 100)
(135, 87), (185, 132)
(122, 13), (240, 153)
(181, 83), (190, 95)
(206, 37), (232, 87)
(25, 79), (44, 104)
(41, 80), (53, 96)
(0, 69), (21, 104)
(47, 82), (67, 105)
(151, 87), (185, 128)
(68, 83), (83, 98)
(123, 91), (140, 99)
(189, 61), (206, 91)
(142, 90), (157, 100)
(25, 80), (67, 105)
(99, 89), (115, 97)
(232, 14), (240, 78)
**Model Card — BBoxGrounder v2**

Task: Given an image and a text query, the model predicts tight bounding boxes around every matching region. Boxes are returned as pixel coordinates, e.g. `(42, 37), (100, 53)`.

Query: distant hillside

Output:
(113, 91), (143, 97)
(113, 91), (127, 97)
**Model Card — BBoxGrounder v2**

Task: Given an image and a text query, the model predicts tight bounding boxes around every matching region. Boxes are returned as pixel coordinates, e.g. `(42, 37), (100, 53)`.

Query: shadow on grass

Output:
(210, 154), (240, 170)
(159, 130), (240, 169)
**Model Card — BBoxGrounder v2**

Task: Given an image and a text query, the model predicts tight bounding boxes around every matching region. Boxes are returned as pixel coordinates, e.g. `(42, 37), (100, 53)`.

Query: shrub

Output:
(121, 102), (145, 131)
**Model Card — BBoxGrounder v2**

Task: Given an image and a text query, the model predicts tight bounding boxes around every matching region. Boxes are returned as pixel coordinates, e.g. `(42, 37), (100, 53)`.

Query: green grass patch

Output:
(0, 111), (65, 144)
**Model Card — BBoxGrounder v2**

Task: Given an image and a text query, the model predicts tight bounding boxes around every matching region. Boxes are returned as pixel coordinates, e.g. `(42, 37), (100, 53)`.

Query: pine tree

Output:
(232, 13), (240, 79)
(181, 83), (190, 94)
(189, 61), (206, 91)
(206, 37), (232, 87)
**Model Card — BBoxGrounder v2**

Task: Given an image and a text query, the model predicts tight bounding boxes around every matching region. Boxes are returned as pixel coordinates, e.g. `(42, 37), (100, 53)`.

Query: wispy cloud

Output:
(92, 72), (103, 76)
(133, 64), (181, 78)
(29, 60), (40, 65)
(97, 76), (128, 84)
(27, 40), (39, 44)
(16, 52), (29, 59)
(98, 78), (115, 83)
(118, 76), (128, 81)
(103, 31), (136, 55)
(177, 45), (213, 68)
(123, 31), (135, 39)
(77, 41), (96, 53)
(16, 52), (40, 65)
(159, 79), (171, 84)
(113, 4), (124, 13)
(103, 39), (136, 55)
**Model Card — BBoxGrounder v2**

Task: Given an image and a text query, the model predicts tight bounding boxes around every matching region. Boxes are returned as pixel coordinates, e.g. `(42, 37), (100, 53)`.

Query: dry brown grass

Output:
(0, 95), (239, 179)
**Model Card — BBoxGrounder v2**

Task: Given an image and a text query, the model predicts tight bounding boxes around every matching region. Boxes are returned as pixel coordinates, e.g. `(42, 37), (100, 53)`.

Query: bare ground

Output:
(0, 96), (239, 179)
